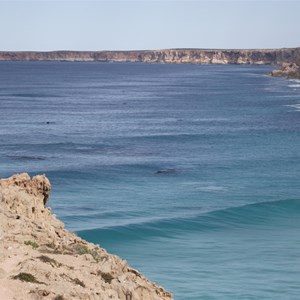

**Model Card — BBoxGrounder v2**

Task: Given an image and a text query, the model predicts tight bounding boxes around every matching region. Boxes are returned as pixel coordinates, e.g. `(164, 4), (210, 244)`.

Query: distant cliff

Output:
(0, 48), (300, 65)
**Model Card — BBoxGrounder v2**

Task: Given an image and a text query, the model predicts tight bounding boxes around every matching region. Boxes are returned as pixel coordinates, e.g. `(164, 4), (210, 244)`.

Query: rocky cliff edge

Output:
(0, 173), (173, 300)
(0, 48), (299, 65)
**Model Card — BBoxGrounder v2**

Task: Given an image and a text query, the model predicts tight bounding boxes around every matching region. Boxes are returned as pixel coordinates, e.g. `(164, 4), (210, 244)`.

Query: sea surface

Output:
(1, 61), (300, 299)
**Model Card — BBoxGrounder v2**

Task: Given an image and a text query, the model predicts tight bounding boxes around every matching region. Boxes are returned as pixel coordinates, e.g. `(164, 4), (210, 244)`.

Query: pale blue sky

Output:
(0, 1), (299, 51)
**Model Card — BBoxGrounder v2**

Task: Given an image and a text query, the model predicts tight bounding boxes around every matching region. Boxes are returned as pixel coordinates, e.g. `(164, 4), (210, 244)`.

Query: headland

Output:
(0, 173), (173, 300)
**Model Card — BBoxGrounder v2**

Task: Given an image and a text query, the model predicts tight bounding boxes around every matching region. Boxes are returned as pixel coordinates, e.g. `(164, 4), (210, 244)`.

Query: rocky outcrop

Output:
(0, 48), (299, 65)
(0, 173), (173, 300)
(271, 62), (300, 79)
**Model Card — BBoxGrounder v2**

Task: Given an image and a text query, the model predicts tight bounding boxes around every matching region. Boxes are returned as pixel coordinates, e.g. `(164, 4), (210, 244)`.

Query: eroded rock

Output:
(0, 173), (173, 300)
(271, 62), (300, 79)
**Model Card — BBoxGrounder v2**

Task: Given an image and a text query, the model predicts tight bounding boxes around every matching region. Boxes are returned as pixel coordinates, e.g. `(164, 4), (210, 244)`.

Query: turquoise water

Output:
(0, 62), (300, 299)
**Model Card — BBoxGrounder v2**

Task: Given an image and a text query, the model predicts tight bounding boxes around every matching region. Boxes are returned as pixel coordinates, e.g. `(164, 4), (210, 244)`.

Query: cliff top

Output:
(0, 173), (172, 300)
(0, 47), (299, 53)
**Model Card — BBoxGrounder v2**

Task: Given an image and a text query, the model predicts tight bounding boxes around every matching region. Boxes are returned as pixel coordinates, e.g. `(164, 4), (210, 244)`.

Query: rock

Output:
(0, 173), (173, 300)
(31, 175), (51, 205)
(270, 62), (300, 79)
(0, 268), (7, 279)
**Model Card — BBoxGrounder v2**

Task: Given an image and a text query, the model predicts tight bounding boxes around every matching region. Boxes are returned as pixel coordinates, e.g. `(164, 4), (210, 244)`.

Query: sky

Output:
(0, 0), (299, 51)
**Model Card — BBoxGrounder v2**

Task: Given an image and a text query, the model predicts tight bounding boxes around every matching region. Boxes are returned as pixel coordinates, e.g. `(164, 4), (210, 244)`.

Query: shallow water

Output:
(1, 62), (300, 299)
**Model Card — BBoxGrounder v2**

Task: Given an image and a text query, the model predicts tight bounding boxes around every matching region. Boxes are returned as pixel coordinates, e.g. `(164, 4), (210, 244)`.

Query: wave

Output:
(288, 79), (300, 83)
(2, 93), (61, 98)
(128, 133), (222, 141)
(286, 104), (300, 112)
(77, 199), (300, 242)
(7, 155), (46, 161)
(2, 142), (121, 157)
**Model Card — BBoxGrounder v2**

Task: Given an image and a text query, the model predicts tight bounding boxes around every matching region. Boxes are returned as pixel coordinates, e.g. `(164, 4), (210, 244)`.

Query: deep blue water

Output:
(1, 61), (300, 299)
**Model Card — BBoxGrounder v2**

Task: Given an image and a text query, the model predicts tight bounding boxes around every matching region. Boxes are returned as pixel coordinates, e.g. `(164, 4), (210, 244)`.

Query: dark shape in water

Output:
(8, 155), (45, 161)
(155, 168), (177, 175)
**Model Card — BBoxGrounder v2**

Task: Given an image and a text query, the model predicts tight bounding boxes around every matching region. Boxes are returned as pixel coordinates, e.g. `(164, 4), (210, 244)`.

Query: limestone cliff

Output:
(0, 173), (173, 300)
(0, 48), (299, 65)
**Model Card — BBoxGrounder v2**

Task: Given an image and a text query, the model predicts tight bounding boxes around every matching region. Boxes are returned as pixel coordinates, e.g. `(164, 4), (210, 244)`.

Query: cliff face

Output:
(0, 173), (173, 300)
(0, 48), (299, 65)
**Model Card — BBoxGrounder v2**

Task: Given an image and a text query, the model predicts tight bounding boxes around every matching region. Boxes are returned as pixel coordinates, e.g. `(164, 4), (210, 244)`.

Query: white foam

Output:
(285, 103), (300, 112)
(195, 185), (227, 192)
(288, 79), (300, 83)
(181, 182), (227, 192)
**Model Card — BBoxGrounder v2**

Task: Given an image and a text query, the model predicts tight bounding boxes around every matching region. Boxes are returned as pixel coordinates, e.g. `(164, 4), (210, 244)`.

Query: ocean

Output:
(0, 61), (300, 299)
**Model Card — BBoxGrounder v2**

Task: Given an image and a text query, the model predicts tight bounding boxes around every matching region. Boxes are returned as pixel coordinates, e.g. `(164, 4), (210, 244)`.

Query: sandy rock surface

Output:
(0, 173), (173, 300)
(271, 62), (300, 78)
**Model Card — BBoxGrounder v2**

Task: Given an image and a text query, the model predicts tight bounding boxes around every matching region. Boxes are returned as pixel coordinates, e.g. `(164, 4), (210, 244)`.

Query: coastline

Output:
(0, 47), (299, 65)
